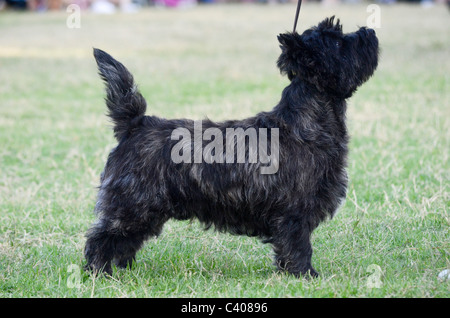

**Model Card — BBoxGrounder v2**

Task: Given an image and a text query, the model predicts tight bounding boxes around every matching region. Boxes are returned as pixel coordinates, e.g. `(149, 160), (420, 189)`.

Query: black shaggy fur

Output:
(84, 16), (379, 277)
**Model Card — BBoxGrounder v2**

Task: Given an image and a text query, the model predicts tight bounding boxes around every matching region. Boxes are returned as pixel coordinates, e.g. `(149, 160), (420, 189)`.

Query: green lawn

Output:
(0, 3), (448, 297)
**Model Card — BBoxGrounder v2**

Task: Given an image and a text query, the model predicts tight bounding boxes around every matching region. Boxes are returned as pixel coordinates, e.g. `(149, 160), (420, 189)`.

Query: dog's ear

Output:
(317, 16), (342, 33)
(277, 31), (335, 93)
(277, 32), (315, 81)
(277, 33), (300, 50)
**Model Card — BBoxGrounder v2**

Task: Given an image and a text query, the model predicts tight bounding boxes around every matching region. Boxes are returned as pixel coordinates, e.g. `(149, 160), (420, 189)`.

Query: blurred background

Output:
(0, 0), (448, 12)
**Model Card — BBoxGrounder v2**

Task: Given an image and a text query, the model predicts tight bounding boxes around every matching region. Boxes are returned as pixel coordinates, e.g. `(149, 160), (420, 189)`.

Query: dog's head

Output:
(277, 16), (379, 98)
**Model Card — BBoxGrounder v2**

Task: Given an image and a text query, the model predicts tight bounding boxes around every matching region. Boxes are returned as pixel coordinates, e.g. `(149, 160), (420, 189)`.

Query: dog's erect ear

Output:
(317, 16), (342, 33)
(277, 32), (303, 54)
(277, 32), (314, 81)
(277, 33), (299, 49)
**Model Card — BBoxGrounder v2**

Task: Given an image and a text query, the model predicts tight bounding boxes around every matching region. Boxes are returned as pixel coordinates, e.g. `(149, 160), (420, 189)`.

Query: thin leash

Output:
(292, 0), (302, 33)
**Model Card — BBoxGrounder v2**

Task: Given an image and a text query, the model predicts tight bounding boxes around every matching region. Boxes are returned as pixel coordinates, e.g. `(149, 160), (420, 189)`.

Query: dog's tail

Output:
(93, 48), (147, 141)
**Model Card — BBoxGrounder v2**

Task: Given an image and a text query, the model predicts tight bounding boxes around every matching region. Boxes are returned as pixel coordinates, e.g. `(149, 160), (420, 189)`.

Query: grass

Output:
(0, 3), (448, 298)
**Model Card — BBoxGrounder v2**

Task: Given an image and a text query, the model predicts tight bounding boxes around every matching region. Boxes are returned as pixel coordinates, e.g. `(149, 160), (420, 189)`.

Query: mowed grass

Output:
(0, 3), (448, 297)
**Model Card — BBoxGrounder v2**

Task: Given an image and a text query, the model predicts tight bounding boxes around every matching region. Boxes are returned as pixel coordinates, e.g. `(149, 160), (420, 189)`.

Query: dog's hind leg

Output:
(84, 219), (118, 275)
(84, 213), (168, 275)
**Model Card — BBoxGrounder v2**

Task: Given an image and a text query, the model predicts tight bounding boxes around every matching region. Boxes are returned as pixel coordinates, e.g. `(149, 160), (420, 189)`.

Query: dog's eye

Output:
(335, 40), (342, 48)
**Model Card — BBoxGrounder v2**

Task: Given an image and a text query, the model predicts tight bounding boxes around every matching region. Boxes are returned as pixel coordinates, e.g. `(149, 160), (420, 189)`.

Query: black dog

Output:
(84, 16), (378, 277)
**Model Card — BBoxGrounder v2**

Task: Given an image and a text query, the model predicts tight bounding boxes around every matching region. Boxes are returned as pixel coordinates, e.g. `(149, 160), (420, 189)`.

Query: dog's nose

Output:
(360, 27), (374, 33)
(358, 27), (376, 39)
(367, 28), (376, 36)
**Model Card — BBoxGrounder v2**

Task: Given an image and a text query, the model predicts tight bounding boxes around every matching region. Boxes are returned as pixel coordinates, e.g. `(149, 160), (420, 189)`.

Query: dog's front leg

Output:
(272, 214), (319, 278)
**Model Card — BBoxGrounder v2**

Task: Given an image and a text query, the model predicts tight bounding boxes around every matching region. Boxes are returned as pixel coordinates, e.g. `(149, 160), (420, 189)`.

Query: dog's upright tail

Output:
(93, 48), (147, 141)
